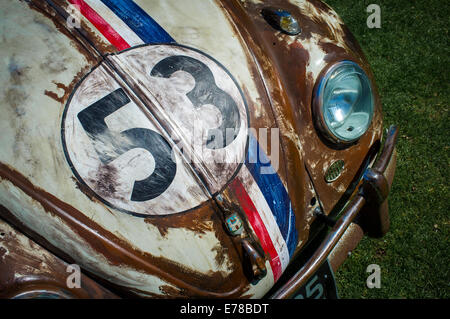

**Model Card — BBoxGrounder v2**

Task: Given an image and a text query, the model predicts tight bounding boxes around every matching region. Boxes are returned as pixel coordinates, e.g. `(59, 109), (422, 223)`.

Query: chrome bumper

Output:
(270, 125), (399, 299)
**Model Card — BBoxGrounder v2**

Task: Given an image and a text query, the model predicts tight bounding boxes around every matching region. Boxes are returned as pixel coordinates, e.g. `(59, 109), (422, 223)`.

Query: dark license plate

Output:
(292, 260), (339, 299)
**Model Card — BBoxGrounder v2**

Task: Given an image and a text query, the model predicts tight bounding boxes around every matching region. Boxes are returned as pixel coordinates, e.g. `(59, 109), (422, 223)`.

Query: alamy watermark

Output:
(366, 264), (381, 288)
(66, 4), (81, 29)
(66, 264), (81, 289)
(169, 123), (281, 175)
(367, 4), (381, 29)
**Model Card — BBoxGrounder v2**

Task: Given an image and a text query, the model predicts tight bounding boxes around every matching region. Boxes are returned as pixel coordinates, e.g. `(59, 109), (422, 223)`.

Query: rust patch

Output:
(0, 216), (118, 298)
(158, 285), (187, 298)
(144, 204), (215, 238)
(211, 244), (227, 267)
(44, 90), (63, 103)
(44, 66), (92, 104)
(44, 82), (70, 104)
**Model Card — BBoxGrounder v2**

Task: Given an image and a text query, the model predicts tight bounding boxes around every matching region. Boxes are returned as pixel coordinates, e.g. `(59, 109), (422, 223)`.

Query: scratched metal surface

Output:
(0, 0), (383, 298)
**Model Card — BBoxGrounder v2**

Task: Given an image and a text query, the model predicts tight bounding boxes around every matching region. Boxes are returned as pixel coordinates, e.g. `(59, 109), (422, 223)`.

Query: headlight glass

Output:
(317, 61), (374, 142)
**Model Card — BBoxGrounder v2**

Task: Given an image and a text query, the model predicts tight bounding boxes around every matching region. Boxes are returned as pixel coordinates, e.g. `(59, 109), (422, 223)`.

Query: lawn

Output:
(324, 0), (449, 298)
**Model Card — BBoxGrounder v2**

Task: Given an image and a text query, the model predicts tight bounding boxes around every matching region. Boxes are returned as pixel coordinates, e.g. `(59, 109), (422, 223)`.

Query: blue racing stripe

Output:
(246, 133), (298, 257)
(100, 0), (175, 44)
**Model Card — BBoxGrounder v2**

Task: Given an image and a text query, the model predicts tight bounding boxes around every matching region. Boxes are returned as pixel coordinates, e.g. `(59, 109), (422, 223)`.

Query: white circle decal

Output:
(62, 45), (248, 216)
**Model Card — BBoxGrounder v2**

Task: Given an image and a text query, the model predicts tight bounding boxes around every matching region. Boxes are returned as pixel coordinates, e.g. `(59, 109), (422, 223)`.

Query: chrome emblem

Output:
(325, 160), (345, 183)
(225, 213), (244, 236)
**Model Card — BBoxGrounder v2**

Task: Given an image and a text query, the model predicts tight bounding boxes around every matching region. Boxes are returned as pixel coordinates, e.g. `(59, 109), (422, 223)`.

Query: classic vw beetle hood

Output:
(0, 0), (382, 298)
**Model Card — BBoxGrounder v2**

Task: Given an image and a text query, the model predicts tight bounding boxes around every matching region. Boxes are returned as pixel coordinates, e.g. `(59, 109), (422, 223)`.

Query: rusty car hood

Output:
(0, 0), (382, 298)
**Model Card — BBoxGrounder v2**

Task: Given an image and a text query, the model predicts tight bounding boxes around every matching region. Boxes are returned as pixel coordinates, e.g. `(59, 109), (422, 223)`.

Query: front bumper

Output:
(270, 125), (399, 299)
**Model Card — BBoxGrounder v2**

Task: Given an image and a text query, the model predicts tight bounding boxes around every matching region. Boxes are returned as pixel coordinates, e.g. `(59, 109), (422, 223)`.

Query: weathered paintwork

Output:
(0, 0), (389, 298)
(0, 216), (118, 298)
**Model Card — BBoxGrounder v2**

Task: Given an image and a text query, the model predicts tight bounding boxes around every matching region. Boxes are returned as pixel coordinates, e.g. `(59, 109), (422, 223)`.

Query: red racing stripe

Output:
(229, 178), (282, 281)
(68, 0), (130, 51)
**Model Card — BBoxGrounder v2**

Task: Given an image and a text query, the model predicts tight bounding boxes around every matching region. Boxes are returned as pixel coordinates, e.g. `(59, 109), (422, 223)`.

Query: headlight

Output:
(314, 61), (374, 143)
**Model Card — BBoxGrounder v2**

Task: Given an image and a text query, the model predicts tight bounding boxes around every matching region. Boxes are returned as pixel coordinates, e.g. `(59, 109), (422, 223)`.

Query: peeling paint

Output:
(0, 0), (384, 298)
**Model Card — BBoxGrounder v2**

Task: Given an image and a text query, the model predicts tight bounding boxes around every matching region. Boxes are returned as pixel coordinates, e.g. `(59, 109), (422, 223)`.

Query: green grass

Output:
(323, 0), (450, 298)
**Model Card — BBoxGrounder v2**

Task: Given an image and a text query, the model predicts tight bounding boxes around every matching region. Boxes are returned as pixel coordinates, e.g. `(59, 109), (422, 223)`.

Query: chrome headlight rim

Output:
(312, 60), (375, 145)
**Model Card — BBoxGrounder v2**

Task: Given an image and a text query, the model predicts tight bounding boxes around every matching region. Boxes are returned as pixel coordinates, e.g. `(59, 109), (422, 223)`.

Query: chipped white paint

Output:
(299, 33), (328, 82)
(0, 220), (55, 278)
(271, 98), (305, 161)
(336, 182), (346, 193)
(291, 0), (347, 46)
(304, 181), (319, 225)
(0, 246), (8, 261)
